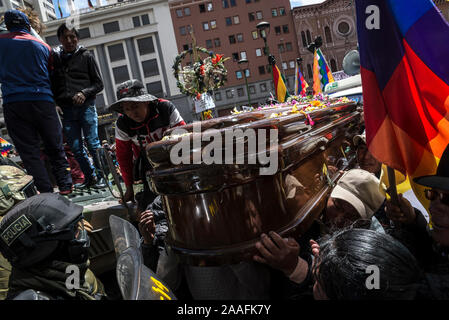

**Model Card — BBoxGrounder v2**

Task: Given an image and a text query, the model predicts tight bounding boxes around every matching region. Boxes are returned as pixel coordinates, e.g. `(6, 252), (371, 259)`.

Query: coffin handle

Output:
(300, 137), (329, 156)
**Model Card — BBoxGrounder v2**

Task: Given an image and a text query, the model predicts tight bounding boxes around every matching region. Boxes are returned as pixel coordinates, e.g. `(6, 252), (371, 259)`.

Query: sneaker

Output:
(92, 177), (107, 189)
(59, 186), (73, 195)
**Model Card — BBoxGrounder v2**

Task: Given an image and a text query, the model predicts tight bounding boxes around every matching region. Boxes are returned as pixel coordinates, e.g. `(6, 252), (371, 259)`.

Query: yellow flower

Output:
(311, 100), (322, 107)
(291, 104), (300, 114)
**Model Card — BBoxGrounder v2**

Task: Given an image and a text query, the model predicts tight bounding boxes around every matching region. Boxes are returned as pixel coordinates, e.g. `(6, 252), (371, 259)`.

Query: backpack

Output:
(0, 165), (33, 216)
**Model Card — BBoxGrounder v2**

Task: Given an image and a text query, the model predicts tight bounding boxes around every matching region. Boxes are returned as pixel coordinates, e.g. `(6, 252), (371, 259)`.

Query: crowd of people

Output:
(0, 9), (448, 300)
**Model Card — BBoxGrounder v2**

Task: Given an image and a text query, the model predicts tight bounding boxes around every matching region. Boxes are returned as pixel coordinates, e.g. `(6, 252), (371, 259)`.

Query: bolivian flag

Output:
(356, 0), (449, 208)
(271, 62), (289, 103)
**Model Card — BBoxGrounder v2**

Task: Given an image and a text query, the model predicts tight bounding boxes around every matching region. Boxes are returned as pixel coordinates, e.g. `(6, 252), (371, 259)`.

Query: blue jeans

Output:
(61, 100), (102, 181)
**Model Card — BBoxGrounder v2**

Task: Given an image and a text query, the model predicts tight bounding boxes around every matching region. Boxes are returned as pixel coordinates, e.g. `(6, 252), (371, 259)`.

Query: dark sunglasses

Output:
(425, 189), (449, 205)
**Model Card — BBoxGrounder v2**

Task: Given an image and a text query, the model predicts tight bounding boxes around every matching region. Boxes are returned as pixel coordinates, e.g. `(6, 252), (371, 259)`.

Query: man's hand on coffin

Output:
(385, 193), (416, 225)
(253, 231), (300, 275)
(138, 210), (156, 245)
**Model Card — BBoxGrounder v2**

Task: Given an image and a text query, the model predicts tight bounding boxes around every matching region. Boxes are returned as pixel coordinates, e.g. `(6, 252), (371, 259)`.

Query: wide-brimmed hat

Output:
(414, 144), (449, 192)
(108, 79), (158, 114)
(330, 169), (385, 219)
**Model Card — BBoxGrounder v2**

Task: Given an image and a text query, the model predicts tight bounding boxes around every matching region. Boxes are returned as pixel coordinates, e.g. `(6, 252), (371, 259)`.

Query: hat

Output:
(4, 10), (30, 31)
(353, 131), (366, 147)
(414, 144), (449, 192)
(330, 169), (384, 219)
(108, 79), (157, 114)
(0, 193), (83, 268)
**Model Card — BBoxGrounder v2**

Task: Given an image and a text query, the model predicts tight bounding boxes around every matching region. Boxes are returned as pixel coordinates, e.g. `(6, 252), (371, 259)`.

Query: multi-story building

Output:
(292, 0), (449, 85)
(0, 0), (57, 22)
(169, 0), (300, 116)
(292, 0), (358, 85)
(40, 0), (193, 140)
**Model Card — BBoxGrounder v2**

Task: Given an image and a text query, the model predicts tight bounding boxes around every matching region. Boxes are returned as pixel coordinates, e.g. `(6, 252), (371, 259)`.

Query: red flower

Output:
(200, 64), (205, 75)
(212, 54), (223, 65)
(196, 93), (201, 100)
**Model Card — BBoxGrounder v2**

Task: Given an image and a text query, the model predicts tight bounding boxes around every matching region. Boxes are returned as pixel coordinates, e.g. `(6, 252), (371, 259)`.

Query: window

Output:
(306, 30), (312, 44)
(78, 27), (90, 39)
(301, 31), (307, 47)
(232, 52), (239, 61)
(207, 2), (213, 11)
(259, 66), (266, 75)
(211, 20), (217, 29)
(249, 86), (256, 94)
(103, 21), (120, 34)
(237, 33), (243, 42)
(260, 83), (267, 92)
(244, 69), (250, 77)
(325, 26), (332, 43)
(133, 16), (140, 27)
(279, 7), (286, 16)
(108, 43), (126, 62)
(137, 37), (155, 55)
(176, 9), (183, 17)
(240, 51), (247, 59)
(184, 7), (191, 15)
(141, 14), (150, 25)
(199, 4), (205, 12)
(203, 22), (209, 30)
(179, 26), (186, 35)
(278, 44), (285, 53)
(206, 39), (213, 49)
(142, 59), (159, 77)
(230, 0), (236, 7)
(271, 9), (277, 17)
(214, 38), (221, 47)
(255, 48), (262, 56)
(289, 61), (295, 69)
(282, 25), (289, 33)
(330, 59), (337, 72)
(226, 90), (233, 98)
(236, 71), (243, 79)
(282, 62), (288, 70)
(229, 35), (236, 44)
(275, 26), (281, 35)
(252, 30), (259, 39)
(225, 17), (232, 26)
(286, 42), (292, 51)
(113, 65), (129, 84)
(146, 81), (163, 97)
(338, 21), (350, 35)
(215, 92), (222, 101)
(222, 0), (229, 8)
(233, 16), (240, 24)
(256, 11), (262, 19)
(307, 64), (313, 79)
(46, 35), (59, 46)
(248, 12), (255, 21)
(237, 88), (244, 97)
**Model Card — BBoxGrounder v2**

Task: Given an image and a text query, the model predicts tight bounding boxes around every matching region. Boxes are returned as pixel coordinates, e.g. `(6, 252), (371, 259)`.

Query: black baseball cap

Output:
(4, 10), (30, 31)
(414, 144), (449, 192)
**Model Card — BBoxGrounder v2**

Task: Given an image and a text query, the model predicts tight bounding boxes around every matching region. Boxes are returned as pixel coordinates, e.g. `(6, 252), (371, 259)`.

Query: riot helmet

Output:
(0, 193), (89, 268)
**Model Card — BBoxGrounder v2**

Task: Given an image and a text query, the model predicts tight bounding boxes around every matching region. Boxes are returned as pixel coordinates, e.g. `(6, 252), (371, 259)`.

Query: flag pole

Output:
(387, 166), (400, 205)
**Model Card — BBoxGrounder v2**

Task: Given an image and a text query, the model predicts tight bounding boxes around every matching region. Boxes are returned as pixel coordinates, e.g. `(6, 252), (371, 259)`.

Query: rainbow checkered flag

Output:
(312, 48), (334, 95)
(294, 60), (309, 96)
(0, 137), (12, 157)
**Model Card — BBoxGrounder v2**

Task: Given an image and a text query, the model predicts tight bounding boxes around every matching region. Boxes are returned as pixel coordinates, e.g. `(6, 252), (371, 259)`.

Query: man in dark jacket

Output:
(51, 23), (105, 189)
(0, 10), (72, 195)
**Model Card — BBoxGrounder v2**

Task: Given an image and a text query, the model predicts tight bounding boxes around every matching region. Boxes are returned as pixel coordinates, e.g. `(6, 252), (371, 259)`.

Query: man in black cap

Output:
(0, 193), (106, 300)
(0, 10), (73, 195)
(110, 79), (185, 209)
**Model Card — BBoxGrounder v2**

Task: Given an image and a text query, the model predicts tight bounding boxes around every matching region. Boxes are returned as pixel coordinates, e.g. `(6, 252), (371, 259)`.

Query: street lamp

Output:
(238, 58), (251, 106)
(256, 21), (271, 59)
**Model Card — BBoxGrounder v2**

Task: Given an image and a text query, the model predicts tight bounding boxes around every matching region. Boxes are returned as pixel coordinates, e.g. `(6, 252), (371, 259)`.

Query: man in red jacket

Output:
(109, 80), (185, 205)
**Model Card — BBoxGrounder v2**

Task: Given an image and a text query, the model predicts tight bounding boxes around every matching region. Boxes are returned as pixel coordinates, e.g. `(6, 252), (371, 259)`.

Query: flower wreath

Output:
(172, 47), (229, 99)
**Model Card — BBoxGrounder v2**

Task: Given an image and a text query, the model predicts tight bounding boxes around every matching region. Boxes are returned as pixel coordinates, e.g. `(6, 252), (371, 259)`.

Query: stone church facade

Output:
(292, 0), (449, 85)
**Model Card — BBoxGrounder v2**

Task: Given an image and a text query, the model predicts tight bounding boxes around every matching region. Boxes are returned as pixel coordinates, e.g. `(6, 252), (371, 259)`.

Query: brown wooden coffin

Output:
(146, 101), (362, 265)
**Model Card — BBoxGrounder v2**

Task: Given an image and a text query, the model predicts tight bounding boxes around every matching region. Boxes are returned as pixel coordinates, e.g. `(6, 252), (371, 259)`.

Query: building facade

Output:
(41, 0), (193, 141)
(169, 0), (300, 116)
(0, 0), (56, 22)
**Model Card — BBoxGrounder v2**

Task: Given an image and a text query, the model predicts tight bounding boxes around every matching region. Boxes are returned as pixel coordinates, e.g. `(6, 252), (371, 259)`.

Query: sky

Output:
(55, 0), (327, 19)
